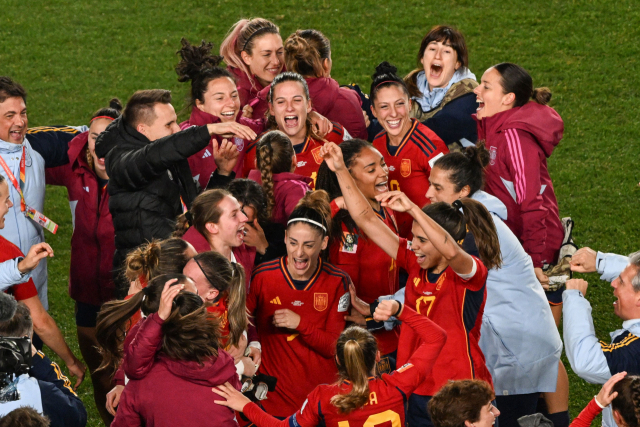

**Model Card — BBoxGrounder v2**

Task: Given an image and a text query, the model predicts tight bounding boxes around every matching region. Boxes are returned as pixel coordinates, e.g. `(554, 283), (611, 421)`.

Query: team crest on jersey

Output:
(489, 146), (497, 165)
(311, 146), (323, 164)
(400, 159), (411, 177)
(314, 293), (328, 311)
(436, 273), (446, 291)
(340, 232), (358, 253)
(376, 357), (391, 374)
(234, 137), (244, 152)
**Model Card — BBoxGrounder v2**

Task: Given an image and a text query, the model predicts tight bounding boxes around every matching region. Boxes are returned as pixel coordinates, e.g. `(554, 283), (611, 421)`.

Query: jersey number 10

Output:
(338, 409), (401, 427)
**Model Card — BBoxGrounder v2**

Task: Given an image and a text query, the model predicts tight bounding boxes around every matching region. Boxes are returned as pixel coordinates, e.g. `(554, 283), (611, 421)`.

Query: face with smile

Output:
(269, 81), (311, 146)
(421, 40), (461, 89)
(371, 85), (412, 144)
(137, 103), (181, 142)
(0, 97), (27, 144)
(87, 118), (113, 178)
(465, 402), (500, 427)
(205, 195), (248, 249)
(426, 166), (470, 204)
(348, 146), (389, 207)
(242, 33), (284, 87)
(611, 264), (640, 321)
(473, 67), (515, 120)
(410, 220), (444, 271)
(196, 77), (240, 123)
(0, 181), (13, 229)
(285, 222), (328, 280)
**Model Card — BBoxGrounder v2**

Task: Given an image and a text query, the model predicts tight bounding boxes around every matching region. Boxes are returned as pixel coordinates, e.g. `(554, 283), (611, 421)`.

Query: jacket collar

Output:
(188, 107), (223, 126)
(0, 138), (26, 153)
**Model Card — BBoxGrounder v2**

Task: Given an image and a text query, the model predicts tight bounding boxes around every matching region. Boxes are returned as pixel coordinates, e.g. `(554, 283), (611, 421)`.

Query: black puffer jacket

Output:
(95, 117), (210, 253)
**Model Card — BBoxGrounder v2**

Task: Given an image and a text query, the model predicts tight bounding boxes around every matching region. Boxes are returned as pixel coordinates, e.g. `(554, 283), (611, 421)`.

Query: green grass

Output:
(2, 0), (639, 425)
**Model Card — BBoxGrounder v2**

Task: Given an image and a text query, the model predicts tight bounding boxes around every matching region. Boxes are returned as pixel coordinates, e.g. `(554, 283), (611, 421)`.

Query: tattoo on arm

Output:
(444, 235), (448, 245)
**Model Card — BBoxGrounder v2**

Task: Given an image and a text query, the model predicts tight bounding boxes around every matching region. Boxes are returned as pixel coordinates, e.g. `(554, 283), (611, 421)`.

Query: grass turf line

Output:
(2, 0), (639, 425)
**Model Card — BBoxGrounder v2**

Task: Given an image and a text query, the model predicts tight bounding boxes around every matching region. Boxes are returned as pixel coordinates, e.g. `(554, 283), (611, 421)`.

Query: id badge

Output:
(25, 207), (58, 234)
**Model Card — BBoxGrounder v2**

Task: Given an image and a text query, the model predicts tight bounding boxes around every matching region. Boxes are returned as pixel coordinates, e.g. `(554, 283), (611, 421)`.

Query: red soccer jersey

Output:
(242, 307), (446, 427)
(247, 257), (350, 417)
(329, 206), (399, 355)
(395, 238), (492, 396)
(0, 235), (38, 301)
(242, 122), (346, 189)
(372, 119), (448, 237)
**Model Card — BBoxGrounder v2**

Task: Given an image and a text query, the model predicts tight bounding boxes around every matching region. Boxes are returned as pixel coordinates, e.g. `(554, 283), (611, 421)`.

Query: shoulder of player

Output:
(325, 121), (345, 142)
(321, 262), (351, 289)
(406, 122), (444, 158)
(372, 130), (387, 145)
(251, 258), (283, 279)
(246, 131), (270, 153)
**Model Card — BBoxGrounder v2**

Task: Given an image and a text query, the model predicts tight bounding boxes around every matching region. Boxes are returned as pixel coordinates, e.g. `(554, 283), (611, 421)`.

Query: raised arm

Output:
(319, 142), (399, 259)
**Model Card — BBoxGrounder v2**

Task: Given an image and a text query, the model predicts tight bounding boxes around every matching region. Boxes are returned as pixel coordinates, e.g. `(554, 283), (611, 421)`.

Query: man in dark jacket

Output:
(95, 90), (249, 296)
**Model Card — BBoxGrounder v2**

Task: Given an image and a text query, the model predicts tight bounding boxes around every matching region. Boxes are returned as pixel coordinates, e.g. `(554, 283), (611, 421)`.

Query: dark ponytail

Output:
(370, 61), (410, 105)
(492, 63), (551, 107)
(423, 199), (502, 270)
(95, 274), (193, 375)
(432, 142), (491, 195)
(612, 375), (640, 427)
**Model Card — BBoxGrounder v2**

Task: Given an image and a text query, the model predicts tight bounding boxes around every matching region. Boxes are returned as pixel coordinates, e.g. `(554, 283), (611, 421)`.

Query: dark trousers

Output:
(495, 393), (539, 427)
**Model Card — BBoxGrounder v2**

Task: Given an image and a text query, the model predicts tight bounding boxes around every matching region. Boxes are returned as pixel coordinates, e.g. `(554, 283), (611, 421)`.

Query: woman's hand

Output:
(158, 279), (182, 321)
(207, 122), (257, 141)
(319, 142), (346, 172)
(345, 307), (367, 325)
(226, 334), (248, 364)
(243, 219), (268, 254)
(213, 139), (240, 176)
(242, 104), (254, 119)
(376, 191), (416, 213)
(241, 356), (257, 377)
(309, 111), (333, 137)
(273, 309), (301, 330)
(106, 385), (125, 416)
(213, 381), (252, 412)
(595, 371), (627, 407)
(362, 110), (371, 128)
(18, 242), (54, 274)
(248, 345), (262, 367)
(373, 300), (400, 322)
(534, 267), (550, 290)
(348, 283), (371, 317)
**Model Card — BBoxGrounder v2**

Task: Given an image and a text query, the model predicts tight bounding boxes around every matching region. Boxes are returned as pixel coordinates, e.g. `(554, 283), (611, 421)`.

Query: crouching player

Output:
(214, 300), (446, 426)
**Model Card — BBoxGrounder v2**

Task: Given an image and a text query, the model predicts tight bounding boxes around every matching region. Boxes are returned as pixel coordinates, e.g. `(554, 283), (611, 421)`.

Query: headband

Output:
(287, 217), (327, 233)
(374, 80), (399, 90)
(242, 27), (272, 52)
(90, 115), (116, 123)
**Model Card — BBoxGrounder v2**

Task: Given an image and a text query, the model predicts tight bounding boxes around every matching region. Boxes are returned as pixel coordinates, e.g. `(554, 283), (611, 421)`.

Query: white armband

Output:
(455, 258), (477, 280)
(248, 341), (261, 351)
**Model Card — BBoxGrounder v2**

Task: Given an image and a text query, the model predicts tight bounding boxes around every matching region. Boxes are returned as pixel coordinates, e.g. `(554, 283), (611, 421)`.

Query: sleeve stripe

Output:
(505, 129), (527, 204)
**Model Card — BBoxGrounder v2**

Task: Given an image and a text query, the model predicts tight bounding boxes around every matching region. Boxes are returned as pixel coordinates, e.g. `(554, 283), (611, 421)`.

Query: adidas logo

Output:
(270, 297), (282, 305)
(202, 149), (212, 159)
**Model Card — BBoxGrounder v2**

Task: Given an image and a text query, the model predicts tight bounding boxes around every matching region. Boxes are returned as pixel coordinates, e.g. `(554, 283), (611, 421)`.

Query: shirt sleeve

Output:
(9, 278), (38, 301)
(596, 252), (629, 282)
(384, 307), (447, 396)
(0, 258), (32, 291)
(562, 289), (612, 383)
(27, 126), (86, 168)
(569, 398), (603, 427)
(123, 313), (164, 380)
(503, 128), (549, 268)
(244, 394), (320, 427)
(456, 256), (488, 291)
(395, 237), (412, 271)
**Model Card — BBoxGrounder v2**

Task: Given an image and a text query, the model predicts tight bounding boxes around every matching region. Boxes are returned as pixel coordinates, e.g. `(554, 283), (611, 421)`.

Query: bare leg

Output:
(77, 326), (114, 426)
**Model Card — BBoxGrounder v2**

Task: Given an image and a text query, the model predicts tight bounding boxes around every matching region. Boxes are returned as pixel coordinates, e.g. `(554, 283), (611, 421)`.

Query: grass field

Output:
(2, 0), (639, 425)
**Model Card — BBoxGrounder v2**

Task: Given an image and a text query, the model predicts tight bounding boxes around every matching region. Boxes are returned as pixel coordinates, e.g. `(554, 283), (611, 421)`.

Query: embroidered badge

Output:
(314, 293), (329, 311)
(400, 159), (411, 178)
(311, 146), (323, 164)
(490, 146), (497, 166)
(234, 137), (244, 152)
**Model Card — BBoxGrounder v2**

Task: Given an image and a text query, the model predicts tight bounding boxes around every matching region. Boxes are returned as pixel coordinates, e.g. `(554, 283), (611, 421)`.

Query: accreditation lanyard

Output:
(0, 147), (58, 234)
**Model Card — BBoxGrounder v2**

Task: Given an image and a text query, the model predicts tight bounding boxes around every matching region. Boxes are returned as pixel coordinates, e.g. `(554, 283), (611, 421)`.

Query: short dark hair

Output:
(122, 89), (172, 128)
(0, 303), (33, 337)
(0, 77), (27, 104)
(492, 63), (552, 107)
(0, 407), (50, 427)
(428, 380), (495, 427)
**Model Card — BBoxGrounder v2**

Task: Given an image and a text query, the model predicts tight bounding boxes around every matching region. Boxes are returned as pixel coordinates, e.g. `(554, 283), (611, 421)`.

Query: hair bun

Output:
(284, 34), (310, 58)
(176, 38), (223, 83)
(373, 61), (398, 79)
(532, 87), (552, 105)
(109, 98), (123, 112)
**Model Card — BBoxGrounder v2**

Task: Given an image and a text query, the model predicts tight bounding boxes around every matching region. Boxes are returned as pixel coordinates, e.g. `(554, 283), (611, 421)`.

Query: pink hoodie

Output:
(475, 101), (564, 268)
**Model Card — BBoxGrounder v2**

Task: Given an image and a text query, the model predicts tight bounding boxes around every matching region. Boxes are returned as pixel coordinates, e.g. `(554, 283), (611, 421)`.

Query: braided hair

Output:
(256, 131), (295, 218)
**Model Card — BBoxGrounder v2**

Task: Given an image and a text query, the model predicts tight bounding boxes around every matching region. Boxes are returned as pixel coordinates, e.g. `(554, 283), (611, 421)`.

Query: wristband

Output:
(594, 395), (605, 409)
(393, 301), (403, 317)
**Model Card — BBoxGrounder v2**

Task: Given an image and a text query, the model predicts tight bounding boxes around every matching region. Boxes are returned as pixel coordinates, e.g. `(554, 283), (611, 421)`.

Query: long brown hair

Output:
(284, 29), (331, 78)
(174, 189), (230, 239)
(331, 326), (378, 414)
(161, 291), (222, 363)
(265, 72), (323, 141)
(423, 199), (502, 270)
(192, 251), (248, 347)
(612, 375), (640, 427)
(95, 274), (193, 375)
(256, 130), (295, 217)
